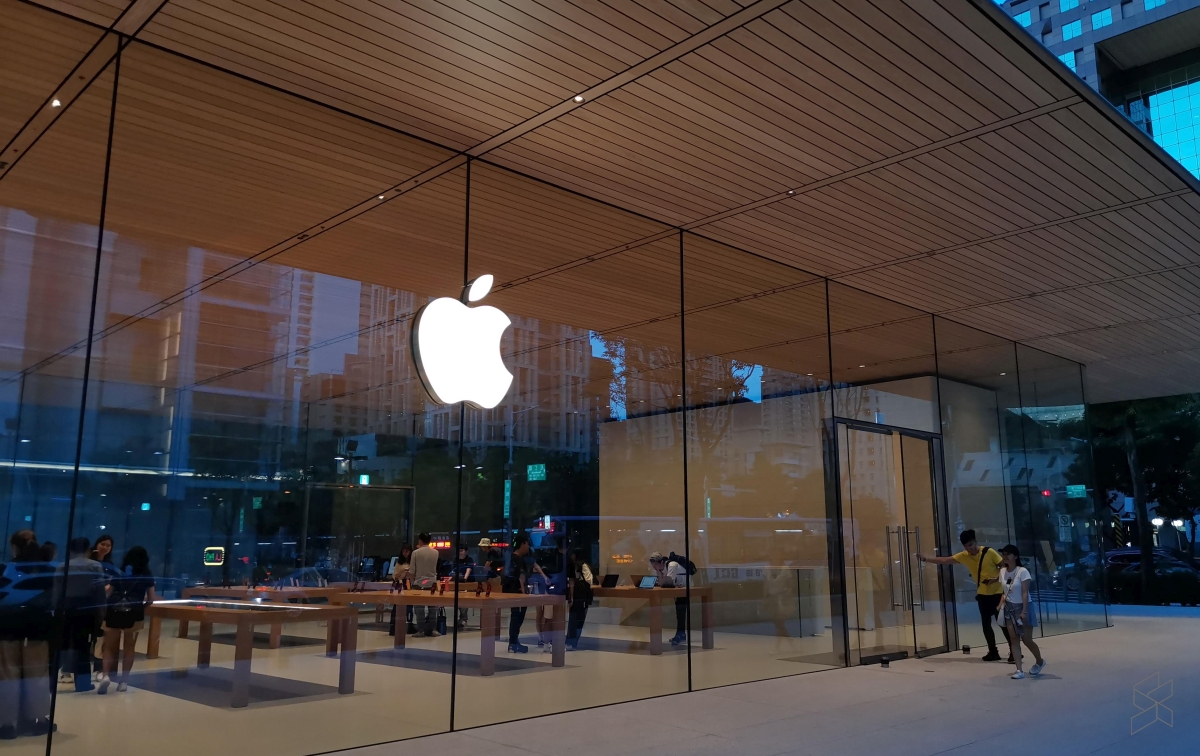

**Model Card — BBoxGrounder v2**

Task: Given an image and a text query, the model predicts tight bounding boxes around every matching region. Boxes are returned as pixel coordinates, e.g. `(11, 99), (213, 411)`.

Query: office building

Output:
(999, 0), (1200, 176)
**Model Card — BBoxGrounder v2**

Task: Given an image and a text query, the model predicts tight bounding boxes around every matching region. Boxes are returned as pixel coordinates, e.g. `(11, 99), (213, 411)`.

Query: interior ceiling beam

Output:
(0, 0), (168, 181)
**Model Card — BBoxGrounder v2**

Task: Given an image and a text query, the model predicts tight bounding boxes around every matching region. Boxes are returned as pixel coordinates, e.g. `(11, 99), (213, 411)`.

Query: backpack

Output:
(667, 552), (697, 577)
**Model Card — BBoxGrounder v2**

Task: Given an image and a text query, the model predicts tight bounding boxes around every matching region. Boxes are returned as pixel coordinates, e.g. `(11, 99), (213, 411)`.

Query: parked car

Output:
(1052, 547), (1194, 593)
(1107, 554), (1200, 606)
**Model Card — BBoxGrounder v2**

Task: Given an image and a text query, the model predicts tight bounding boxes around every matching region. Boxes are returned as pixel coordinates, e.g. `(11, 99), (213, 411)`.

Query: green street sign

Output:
(1066, 484), (1087, 499)
(503, 479), (511, 517)
(527, 463), (546, 481)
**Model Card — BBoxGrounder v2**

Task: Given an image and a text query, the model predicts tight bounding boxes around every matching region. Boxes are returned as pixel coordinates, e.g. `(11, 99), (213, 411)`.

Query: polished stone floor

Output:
(346, 606), (1199, 756)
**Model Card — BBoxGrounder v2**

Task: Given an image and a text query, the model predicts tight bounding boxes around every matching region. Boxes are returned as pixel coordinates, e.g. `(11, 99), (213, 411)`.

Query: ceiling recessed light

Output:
(859, 364), (865, 368)
(51, 99), (61, 108)
(573, 95), (584, 103)
(787, 189), (795, 195)
(1000, 372), (1007, 376)
(377, 194), (385, 200)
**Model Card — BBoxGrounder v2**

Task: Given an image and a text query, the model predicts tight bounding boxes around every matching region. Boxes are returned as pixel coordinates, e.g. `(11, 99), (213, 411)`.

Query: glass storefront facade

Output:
(1, 3), (1107, 754)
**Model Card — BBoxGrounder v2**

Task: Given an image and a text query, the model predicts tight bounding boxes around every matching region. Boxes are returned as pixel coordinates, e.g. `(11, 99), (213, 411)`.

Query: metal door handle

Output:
(885, 527), (902, 607)
(912, 527), (925, 608)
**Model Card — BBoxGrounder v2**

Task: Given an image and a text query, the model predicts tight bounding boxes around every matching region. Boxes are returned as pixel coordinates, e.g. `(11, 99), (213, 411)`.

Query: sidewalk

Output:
(342, 606), (1197, 756)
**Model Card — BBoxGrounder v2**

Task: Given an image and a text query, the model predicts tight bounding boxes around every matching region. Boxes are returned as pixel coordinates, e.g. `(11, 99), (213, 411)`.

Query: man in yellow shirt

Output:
(918, 529), (1012, 662)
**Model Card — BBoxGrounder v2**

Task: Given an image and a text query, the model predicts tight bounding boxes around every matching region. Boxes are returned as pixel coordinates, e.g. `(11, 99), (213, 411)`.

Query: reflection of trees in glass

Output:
(1092, 397), (1200, 590)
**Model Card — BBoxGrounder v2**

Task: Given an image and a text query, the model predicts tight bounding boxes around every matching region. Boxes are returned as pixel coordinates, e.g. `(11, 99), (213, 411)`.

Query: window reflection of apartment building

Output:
(352, 285), (594, 458)
(760, 369), (821, 479)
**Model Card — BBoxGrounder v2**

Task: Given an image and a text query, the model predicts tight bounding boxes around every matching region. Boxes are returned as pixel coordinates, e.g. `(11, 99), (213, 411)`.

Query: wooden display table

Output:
(591, 586), (715, 654)
(176, 586), (347, 647)
(145, 599), (358, 708)
(331, 590), (566, 676)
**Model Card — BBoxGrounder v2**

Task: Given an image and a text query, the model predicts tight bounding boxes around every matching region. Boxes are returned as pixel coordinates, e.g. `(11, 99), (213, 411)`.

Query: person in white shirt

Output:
(649, 552), (687, 645)
(999, 544), (1045, 679)
(409, 533), (441, 637)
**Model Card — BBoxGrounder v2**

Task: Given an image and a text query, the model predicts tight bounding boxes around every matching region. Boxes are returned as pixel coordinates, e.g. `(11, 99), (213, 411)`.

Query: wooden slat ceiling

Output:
(13, 0), (1200, 403)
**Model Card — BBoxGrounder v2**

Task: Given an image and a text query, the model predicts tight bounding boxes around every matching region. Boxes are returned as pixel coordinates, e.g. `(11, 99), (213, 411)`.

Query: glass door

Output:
(838, 422), (948, 664)
(899, 434), (949, 657)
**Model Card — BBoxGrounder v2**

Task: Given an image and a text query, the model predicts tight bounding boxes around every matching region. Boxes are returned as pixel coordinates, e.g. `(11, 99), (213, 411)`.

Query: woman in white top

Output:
(999, 544), (1046, 679)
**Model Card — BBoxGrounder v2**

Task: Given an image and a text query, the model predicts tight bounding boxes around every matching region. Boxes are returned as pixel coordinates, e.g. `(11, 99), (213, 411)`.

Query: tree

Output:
(1091, 395), (1200, 599)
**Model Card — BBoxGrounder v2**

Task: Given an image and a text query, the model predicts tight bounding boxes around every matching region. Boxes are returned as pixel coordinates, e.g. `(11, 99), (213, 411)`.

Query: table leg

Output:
(551, 601), (565, 668)
(231, 618), (253, 708)
(197, 621), (213, 668)
(177, 619), (189, 639)
(338, 615), (357, 695)
(147, 616), (162, 659)
(269, 622), (282, 649)
(326, 618), (340, 657)
(701, 593), (714, 650)
(393, 602), (407, 649)
(479, 607), (496, 676)
(648, 597), (663, 655)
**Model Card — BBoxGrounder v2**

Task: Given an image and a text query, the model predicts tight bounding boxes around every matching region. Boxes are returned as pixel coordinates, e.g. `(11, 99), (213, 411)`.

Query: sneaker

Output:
(1030, 660), (1046, 677)
(669, 635), (686, 646)
(542, 642), (553, 653)
(1007, 654), (1015, 664)
(117, 682), (128, 693)
(508, 642), (529, 653)
(1011, 670), (1025, 680)
(981, 651), (1002, 662)
(59, 672), (74, 684)
(97, 674), (111, 694)
(537, 639), (545, 648)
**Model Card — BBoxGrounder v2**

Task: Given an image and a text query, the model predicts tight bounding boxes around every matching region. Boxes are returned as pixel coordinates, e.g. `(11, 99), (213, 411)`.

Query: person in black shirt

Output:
(565, 548), (594, 651)
(454, 543), (475, 629)
(504, 534), (546, 653)
(97, 546), (156, 694)
(88, 534), (117, 677)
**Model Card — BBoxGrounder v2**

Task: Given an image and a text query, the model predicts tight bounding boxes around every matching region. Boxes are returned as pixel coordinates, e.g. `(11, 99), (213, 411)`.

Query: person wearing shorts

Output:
(98, 546), (155, 694)
(999, 544), (1045, 680)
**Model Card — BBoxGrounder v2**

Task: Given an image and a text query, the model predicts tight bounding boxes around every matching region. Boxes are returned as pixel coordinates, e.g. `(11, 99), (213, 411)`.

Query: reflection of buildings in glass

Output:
(997, 0), (1200, 178)
(314, 283), (598, 459)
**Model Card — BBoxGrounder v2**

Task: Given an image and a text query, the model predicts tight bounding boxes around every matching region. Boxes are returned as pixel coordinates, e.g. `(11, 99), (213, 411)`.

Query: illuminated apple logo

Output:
(411, 274), (513, 409)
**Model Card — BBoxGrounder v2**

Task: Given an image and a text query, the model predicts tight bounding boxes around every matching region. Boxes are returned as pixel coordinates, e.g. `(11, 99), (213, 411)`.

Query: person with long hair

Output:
(565, 548), (594, 651)
(999, 545), (1046, 680)
(97, 546), (155, 694)
(90, 534), (114, 567)
(0, 530), (54, 738)
(88, 534), (116, 678)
